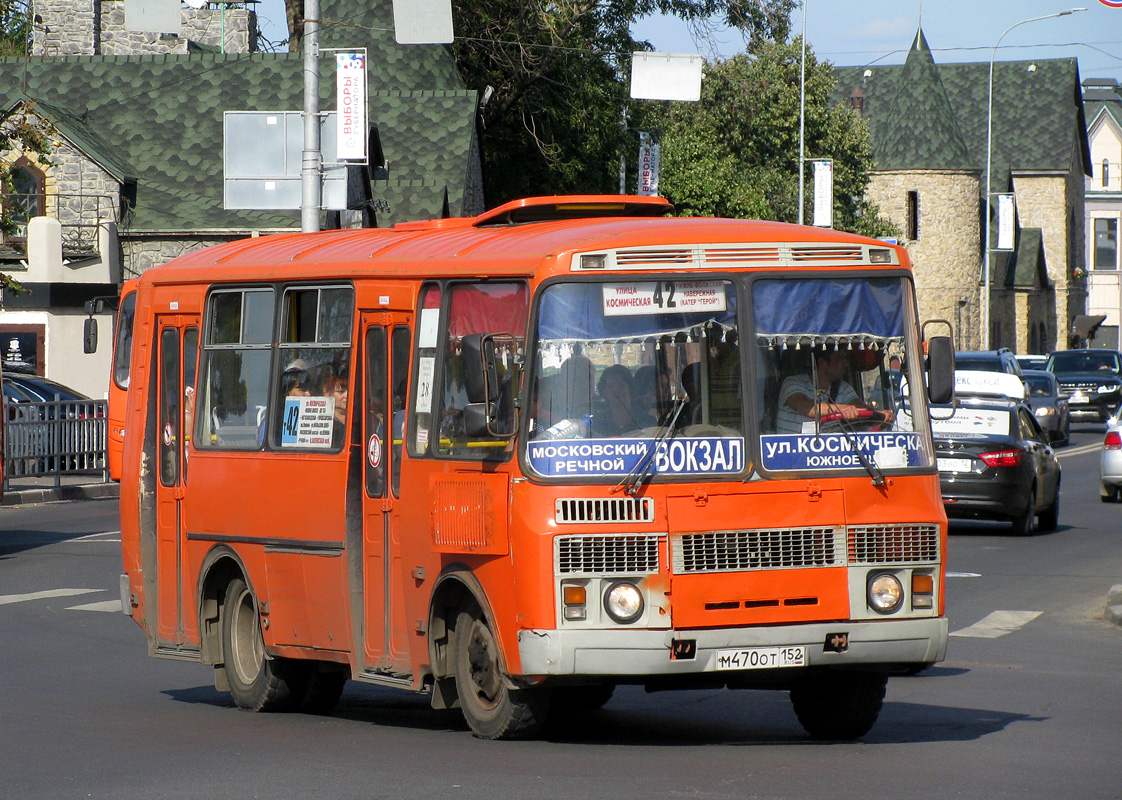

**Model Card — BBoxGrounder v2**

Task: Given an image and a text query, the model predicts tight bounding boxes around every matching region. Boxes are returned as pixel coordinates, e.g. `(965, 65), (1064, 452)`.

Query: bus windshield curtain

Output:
(752, 278), (905, 348)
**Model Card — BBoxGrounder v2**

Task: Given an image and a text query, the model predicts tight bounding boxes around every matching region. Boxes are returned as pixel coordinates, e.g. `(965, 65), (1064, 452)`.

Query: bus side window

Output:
(198, 288), (274, 450)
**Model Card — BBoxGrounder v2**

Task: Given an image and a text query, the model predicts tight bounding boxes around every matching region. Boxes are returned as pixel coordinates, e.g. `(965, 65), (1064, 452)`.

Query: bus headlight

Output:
(868, 573), (903, 614)
(604, 581), (644, 624)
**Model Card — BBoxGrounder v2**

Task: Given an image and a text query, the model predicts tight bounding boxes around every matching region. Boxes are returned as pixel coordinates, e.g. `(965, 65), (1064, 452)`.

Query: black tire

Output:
(453, 598), (550, 740)
(1102, 486), (1120, 503)
(1009, 489), (1035, 536)
(790, 671), (888, 740)
(300, 665), (348, 714)
(551, 684), (615, 713)
(1038, 485), (1060, 532)
(221, 577), (307, 712)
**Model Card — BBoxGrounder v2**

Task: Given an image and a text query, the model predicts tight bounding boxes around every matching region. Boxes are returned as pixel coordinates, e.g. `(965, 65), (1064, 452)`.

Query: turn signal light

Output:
(980, 449), (1021, 467)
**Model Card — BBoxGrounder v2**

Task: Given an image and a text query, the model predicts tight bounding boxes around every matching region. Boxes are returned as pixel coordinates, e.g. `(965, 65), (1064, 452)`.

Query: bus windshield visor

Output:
(527, 279), (744, 479)
(753, 277), (933, 473)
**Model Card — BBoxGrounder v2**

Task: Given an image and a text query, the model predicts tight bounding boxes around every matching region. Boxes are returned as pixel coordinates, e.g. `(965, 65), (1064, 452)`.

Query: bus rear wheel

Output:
(453, 599), (549, 739)
(789, 671), (887, 740)
(222, 577), (306, 712)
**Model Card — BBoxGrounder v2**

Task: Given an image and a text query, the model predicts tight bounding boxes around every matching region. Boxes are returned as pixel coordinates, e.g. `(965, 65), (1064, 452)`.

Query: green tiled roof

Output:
(833, 28), (1090, 189)
(0, 0), (478, 232)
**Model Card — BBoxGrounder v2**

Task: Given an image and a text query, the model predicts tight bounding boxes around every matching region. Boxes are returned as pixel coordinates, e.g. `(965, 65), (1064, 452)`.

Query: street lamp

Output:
(797, 0), (808, 226)
(981, 7), (1086, 349)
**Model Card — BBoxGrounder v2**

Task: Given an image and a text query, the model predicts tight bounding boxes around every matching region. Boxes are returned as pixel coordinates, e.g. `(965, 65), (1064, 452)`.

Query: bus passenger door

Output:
(360, 315), (412, 672)
(154, 318), (199, 648)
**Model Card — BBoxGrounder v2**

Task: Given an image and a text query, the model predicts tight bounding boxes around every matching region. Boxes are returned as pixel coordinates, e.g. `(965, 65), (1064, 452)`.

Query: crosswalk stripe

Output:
(951, 610), (1042, 638)
(0, 588), (102, 606)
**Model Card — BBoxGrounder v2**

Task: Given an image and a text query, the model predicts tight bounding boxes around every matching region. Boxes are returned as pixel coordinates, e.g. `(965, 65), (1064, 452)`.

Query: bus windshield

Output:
(527, 279), (743, 479)
(526, 275), (933, 480)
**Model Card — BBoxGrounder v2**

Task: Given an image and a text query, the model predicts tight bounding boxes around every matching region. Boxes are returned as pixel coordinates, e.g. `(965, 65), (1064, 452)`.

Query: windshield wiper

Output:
(821, 401), (886, 488)
(614, 393), (688, 497)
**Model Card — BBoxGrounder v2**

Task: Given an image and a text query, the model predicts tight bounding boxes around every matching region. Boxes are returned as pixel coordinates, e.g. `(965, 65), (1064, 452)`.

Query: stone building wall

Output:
(120, 234), (251, 276)
(32, 0), (257, 56)
(865, 169), (984, 349)
(47, 147), (121, 253)
(1012, 161), (1088, 350)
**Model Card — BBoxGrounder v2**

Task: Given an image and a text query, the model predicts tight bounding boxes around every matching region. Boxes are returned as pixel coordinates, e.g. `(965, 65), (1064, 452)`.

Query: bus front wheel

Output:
(789, 671), (887, 740)
(453, 599), (550, 739)
(221, 577), (306, 712)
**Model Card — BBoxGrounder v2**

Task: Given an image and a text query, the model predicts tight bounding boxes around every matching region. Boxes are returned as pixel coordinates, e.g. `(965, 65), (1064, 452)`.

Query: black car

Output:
(1044, 349), (1122, 422)
(1022, 369), (1070, 446)
(3, 373), (90, 404)
(933, 395), (1061, 535)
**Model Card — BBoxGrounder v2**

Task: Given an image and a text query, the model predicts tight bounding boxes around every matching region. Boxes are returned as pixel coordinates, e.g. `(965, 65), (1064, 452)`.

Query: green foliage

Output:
(0, 0), (30, 57)
(449, 0), (795, 205)
(649, 39), (896, 235)
(0, 103), (58, 300)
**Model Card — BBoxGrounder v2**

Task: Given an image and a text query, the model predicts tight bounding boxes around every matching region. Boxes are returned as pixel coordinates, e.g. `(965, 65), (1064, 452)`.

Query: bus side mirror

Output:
(462, 333), (498, 404)
(83, 317), (98, 354)
(926, 335), (955, 405)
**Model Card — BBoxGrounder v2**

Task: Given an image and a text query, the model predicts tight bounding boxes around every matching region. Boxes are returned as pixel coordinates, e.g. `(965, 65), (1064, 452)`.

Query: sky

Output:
(251, 1), (1122, 80)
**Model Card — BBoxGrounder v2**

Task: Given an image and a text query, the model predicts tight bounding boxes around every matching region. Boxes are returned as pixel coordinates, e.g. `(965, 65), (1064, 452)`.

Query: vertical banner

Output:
(996, 193), (1016, 251)
(812, 159), (833, 227)
(336, 53), (367, 160)
(638, 132), (661, 196)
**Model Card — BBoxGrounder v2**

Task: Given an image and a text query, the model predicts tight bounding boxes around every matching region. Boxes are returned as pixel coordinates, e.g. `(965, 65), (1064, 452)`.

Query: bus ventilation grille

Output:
(848, 524), (940, 564)
(606, 244), (868, 270)
(555, 535), (662, 575)
(555, 497), (655, 524)
(672, 527), (845, 573)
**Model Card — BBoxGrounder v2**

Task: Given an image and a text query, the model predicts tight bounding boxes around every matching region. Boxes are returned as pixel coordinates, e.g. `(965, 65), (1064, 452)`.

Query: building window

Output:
(1095, 218), (1118, 271)
(906, 191), (919, 241)
(5, 158), (45, 238)
(1104, 159), (1111, 189)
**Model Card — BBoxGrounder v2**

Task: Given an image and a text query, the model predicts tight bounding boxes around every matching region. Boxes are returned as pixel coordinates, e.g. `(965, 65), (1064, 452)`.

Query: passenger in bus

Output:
(681, 362), (702, 424)
(321, 361), (350, 447)
(632, 365), (670, 426)
(776, 348), (887, 434)
(260, 361), (313, 446)
(592, 364), (640, 436)
(557, 352), (595, 419)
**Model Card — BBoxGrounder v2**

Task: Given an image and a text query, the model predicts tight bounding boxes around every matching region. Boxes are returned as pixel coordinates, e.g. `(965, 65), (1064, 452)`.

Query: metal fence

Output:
(3, 400), (109, 489)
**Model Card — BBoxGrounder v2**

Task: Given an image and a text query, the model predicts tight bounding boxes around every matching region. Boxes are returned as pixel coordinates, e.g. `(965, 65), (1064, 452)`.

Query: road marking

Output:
(1057, 442), (1101, 459)
(0, 588), (102, 606)
(951, 610), (1042, 638)
(72, 532), (122, 543)
(68, 600), (123, 613)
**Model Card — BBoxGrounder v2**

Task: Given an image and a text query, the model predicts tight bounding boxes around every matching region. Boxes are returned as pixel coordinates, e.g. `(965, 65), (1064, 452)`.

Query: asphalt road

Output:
(1, 425), (1120, 799)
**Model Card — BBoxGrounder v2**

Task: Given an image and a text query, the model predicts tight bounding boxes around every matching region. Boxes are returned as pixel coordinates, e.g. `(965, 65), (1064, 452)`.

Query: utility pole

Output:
(301, 0), (322, 233)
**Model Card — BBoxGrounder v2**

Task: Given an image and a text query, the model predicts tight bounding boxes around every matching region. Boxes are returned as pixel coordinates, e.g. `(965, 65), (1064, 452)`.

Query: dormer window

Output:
(1104, 159), (1110, 188)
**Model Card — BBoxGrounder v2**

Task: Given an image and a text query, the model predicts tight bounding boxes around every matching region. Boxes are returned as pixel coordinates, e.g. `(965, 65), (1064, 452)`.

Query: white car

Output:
(1102, 414), (1122, 502)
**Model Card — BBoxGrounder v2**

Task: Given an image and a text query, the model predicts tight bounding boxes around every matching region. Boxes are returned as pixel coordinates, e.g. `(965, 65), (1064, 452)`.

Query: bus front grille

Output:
(555, 534), (662, 575)
(672, 527), (845, 573)
(848, 524), (940, 564)
(555, 497), (655, 524)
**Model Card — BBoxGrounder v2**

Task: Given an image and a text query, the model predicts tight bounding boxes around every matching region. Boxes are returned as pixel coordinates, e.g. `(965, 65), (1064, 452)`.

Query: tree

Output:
(447, 0), (796, 205)
(0, 0), (30, 57)
(649, 40), (897, 236)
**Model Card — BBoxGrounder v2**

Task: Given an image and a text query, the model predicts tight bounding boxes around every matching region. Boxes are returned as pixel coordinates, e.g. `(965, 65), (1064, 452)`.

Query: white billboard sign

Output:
(124, 0), (181, 34)
(630, 52), (704, 102)
(812, 159), (833, 228)
(393, 0), (454, 44)
(996, 193), (1016, 251)
(336, 53), (367, 160)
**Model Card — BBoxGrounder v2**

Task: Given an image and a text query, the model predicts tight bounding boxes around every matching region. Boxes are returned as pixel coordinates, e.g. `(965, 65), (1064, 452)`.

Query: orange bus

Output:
(118, 196), (955, 740)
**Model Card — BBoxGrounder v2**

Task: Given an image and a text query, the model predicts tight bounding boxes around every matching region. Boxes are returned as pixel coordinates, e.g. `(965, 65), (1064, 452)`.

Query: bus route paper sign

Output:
(602, 281), (726, 316)
(281, 396), (335, 449)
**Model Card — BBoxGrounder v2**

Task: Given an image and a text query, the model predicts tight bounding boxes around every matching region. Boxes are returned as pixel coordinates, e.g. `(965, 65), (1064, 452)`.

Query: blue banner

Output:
(760, 432), (923, 472)
(527, 436), (744, 477)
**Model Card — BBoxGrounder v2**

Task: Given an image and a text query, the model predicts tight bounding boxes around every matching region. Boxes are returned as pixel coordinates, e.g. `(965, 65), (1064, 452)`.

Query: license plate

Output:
(1070, 394), (1088, 404)
(716, 646), (806, 671)
(937, 457), (972, 473)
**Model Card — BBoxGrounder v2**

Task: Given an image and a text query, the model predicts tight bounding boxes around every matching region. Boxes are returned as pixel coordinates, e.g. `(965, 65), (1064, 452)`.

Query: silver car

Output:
(1102, 414), (1122, 502)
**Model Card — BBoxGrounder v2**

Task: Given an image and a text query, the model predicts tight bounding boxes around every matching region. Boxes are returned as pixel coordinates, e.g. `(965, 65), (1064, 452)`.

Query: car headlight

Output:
(1098, 384), (1119, 394)
(868, 573), (903, 614)
(1034, 407), (1055, 417)
(604, 581), (644, 624)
